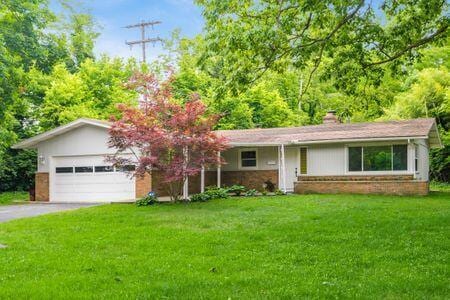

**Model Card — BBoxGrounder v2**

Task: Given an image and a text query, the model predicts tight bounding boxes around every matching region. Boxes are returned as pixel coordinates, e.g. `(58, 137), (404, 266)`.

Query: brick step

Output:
(298, 175), (414, 182)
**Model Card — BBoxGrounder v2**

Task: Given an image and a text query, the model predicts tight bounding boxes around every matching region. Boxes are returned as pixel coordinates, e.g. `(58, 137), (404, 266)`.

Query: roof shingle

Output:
(216, 118), (437, 145)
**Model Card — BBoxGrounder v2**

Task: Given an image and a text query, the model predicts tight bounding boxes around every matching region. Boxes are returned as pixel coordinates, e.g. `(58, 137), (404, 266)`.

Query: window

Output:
(95, 166), (114, 173)
(348, 147), (362, 171)
(75, 166), (93, 173)
(393, 145), (408, 170)
(240, 149), (257, 168)
(56, 167), (73, 174)
(415, 145), (419, 172)
(116, 165), (136, 172)
(363, 146), (391, 171)
(300, 147), (307, 174)
(348, 145), (408, 172)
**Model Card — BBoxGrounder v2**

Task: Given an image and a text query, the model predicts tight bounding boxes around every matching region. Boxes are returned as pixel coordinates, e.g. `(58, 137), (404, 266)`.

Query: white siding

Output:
(307, 144), (346, 175)
(415, 139), (429, 181)
(220, 140), (428, 180)
(221, 146), (278, 171)
(37, 125), (115, 172)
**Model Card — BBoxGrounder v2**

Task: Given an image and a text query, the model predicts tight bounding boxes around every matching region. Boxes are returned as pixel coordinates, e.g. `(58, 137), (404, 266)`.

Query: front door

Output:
(284, 147), (299, 192)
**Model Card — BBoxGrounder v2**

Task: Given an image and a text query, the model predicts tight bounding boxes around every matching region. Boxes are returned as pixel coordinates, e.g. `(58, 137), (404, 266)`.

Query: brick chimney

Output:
(323, 110), (340, 124)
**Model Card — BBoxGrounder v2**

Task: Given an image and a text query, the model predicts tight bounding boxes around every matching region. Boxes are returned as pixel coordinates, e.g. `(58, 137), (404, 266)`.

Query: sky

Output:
(51, 0), (204, 62)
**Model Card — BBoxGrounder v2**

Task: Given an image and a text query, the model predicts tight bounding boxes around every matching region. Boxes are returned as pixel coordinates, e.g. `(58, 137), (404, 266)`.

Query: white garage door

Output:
(52, 155), (135, 202)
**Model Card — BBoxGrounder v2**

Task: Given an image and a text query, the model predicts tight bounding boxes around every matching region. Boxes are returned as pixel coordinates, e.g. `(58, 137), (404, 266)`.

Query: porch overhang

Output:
(228, 135), (434, 148)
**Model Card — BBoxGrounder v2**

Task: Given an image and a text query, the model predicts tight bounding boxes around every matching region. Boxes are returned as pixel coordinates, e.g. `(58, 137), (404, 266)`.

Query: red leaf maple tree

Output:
(107, 72), (228, 201)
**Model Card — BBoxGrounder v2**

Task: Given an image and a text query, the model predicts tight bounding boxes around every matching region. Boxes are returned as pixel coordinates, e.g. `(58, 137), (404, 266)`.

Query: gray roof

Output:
(217, 118), (441, 148)
(12, 117), (442, 149)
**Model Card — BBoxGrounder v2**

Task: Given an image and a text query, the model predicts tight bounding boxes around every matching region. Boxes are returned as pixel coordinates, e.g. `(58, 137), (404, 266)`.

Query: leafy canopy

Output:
(197, 0), (449, 94)
(108, 72), (229, 201)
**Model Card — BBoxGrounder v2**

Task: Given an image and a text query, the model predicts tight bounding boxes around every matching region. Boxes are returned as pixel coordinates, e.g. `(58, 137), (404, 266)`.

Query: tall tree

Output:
(108, 72), (228, 201)
(197, 0), (449, 94)
(38, 57), (139, 130)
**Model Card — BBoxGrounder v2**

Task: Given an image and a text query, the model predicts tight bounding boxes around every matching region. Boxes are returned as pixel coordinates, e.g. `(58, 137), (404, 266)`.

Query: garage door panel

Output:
(52, 155), (135, 202)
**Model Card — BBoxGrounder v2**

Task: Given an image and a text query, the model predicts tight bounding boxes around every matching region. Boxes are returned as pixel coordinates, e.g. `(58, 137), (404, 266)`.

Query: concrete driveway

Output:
(0, 203), (99, 223)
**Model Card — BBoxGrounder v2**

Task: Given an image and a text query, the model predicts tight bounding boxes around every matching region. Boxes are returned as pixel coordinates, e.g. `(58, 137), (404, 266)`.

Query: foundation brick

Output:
(221, 170), (279, 191)
(35, 172), (49, 201)
(135, 173), (152, 198)
(294, 180), (428, 196)
(152, 170), (279, 197)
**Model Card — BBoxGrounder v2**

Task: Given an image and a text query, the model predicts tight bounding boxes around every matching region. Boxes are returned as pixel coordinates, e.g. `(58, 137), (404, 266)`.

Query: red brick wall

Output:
(294, 180), (429, 196)
(35, 172), (49, 201)
(152, 170), (279, 196)
(298, 175), (414, 181)
(135, 173), (152, 198)
(221, 170), (279, 191)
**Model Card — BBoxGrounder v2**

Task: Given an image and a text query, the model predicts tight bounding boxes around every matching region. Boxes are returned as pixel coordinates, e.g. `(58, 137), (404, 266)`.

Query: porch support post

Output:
(183, 176), (189, 200)
(281, 144), (287, 193)
(278, 145), (282, 189)
(200, 165), (205, 193)
(217, 151), (221, 188)
(183, 147), (189, 200)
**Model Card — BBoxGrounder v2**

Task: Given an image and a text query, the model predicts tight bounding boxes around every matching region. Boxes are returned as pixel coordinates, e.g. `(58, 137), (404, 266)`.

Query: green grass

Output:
(0, 191), (28, 205)
(0, 193), (449, 299)
(430, 181), (450, 192)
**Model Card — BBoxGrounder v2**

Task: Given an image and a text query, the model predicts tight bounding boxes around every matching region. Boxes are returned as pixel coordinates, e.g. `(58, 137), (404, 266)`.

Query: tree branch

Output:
(363, 24), (449, 68)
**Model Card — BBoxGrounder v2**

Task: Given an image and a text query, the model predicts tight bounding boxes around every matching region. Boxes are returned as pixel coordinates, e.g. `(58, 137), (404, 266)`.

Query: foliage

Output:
(430, 181), (450, 192)
(198, 0), (449, 94)
(383, 66), (450, 181)
(136, 194), (157, 206)
(228, 185), (246, 196)
(430, 146), (450, 182)
(245, 189), (257, 197)
(190, 192), (211, 202)
(0, 193), (449, 298)
(274, 189), (286, 196)
(0, 191), (28, 205)
(38, 57), (138, 130)
(204, 186), (229, 199)
(263, 180), (276, 192)
(108, 72), (229, 202)
(0, 1), (111, 192)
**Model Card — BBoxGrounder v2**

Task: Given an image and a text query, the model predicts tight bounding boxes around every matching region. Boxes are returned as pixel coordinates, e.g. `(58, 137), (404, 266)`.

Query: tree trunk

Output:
(167, 180), (183, 202)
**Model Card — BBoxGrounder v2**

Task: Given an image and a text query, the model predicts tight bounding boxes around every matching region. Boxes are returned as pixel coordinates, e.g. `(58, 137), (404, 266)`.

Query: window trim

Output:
(74, 166), (94, 173)
(94, 165), (114, 173)
(298, 147), (308, 175)
(55, 167), (74, 174)
(346, 143), (411, 175)
(414, 144), (419, 174)
(238, 148), (258, 170)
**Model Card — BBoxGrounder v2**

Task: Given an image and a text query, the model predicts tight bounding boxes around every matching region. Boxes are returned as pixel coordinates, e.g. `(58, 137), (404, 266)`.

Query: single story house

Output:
(12, 112), (442, 202)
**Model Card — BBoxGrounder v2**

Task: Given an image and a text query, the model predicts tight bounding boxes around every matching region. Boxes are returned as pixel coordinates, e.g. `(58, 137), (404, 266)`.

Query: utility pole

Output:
(125, 20), (162, 63)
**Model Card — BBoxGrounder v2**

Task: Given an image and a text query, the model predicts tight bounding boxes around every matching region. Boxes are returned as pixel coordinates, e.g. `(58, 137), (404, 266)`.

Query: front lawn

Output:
(0, 191), (28, 205)
(0, 193), (449, 298)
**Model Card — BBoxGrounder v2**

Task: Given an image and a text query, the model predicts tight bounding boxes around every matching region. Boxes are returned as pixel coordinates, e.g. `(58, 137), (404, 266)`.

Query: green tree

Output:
(197, 0), (449, 94)
(39, 57), (139, 130)
(384, 67), (450, 181)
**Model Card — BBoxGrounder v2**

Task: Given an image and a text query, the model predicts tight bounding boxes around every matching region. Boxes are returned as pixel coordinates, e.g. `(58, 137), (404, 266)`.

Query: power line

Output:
(125, 20), (162, 63)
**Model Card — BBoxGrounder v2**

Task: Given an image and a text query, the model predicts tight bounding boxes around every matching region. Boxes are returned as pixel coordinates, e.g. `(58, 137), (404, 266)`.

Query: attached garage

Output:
(12, 119), (151, 202)
(51, 155), (135, 202)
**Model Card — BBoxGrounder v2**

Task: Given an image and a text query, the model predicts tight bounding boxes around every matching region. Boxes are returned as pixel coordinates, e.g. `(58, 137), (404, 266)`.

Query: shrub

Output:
(245, 189), (257, 196)
(228, 184), (246, 196)
(136, 194), (157, 206)
(190, 193), (211, 202)
(205, 186), (229, 199)
(261, 190), (268, 196)
(264, 180), (275, 192)
(274, 189), (286, 196)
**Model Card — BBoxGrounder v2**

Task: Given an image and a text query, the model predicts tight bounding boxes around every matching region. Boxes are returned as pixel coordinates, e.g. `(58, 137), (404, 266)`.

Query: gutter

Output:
(228, 136), (429, 147)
